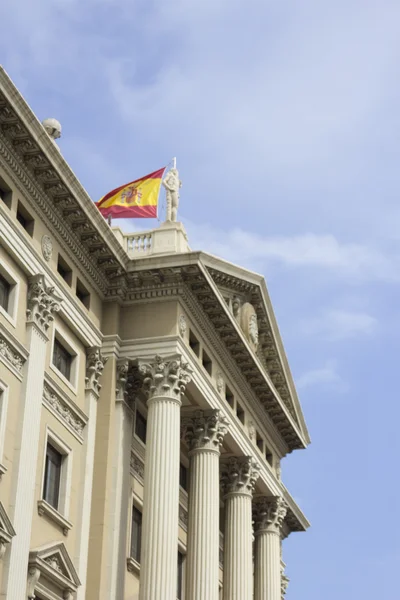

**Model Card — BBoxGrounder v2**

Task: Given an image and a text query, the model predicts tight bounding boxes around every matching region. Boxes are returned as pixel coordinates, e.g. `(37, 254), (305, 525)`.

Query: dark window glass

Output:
(130, 506), (142, 562)
(177, 552), (184, 599)
(52, 338), (72, 381)
(0, 274), (10, 311)
(135, 411), (147, 443)
(57, 255), (72, 286)
(179, 463), (188, 491)
(16, 201), (34, 236)
(76, 278), (90, 309)
(43, 444), (62, 509)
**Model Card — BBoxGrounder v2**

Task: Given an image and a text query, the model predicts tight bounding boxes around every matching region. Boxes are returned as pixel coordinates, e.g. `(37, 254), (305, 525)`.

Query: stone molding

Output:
(85, 346), (108, 396)
(0, 323), (27, 378)
(42, 379), (87, 441)
(220, 456), (260, 497)
(26, 273), (62, 335)
(130, 451), (144, 483)
(0, 501), (16, 560)
(138, 354), (192, 401)
(253, 497), (288, 535)
(182, 409), (229, 453)
(37, 499), (73, 536)
(28, 541), (81, 599)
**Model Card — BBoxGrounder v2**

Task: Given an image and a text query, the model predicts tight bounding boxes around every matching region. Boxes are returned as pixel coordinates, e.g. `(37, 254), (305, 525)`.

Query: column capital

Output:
(221, 456), (260, 498)
(138, 354), (192, 402)
(253, 496), (288, 535)
(26, 274), (62, 335)
(281, 573), (289, 600)
(116, 359), (130, 401)
(85, 346), (108, 396)
(182, 409), (229, 454)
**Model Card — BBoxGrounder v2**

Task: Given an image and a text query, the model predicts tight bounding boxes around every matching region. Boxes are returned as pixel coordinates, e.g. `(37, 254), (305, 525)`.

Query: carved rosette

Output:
(26, 274), (61, 335)
(85, 346), (108, 396)
(182, 409), (229, 454)
(221, 456), (260, 497)
(253, 496), (288, 535)
(281, 573), (289, 599)
(138, 354), (192, 402)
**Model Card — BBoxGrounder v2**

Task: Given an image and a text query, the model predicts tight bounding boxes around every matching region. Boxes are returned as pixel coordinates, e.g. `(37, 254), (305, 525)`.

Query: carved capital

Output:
(182, 409), (229, 453)
(253, 496), (288, 534)
(26, 274), (62, 334)
(116, 359), (129, 401)
(85, 346), (108, 395)
(27, 566), (41, 598)
(138, 355), (192, 402)
(221, 456), (260, 497)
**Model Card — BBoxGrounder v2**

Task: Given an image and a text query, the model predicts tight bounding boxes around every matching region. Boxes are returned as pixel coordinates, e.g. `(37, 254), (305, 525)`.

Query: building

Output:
(0, 66), (310, 600)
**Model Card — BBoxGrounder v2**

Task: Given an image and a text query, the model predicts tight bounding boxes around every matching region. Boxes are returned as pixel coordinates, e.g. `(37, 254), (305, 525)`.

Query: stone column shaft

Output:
(5, 275), (61, 600)
(183, 410), (228, 600)
(221, 456), (260, 600)
(138, 355), (191, 600)
(253, 497), (288, 600)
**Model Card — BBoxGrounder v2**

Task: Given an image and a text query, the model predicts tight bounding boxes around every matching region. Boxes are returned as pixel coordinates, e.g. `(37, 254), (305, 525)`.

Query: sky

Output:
(1, 1), (400, 598)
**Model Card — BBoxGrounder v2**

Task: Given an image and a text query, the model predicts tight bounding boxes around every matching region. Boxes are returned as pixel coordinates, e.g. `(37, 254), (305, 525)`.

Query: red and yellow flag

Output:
(96, 167), (166, 219)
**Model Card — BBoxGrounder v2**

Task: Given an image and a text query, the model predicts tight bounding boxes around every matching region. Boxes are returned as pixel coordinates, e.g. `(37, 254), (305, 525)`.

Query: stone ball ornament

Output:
(42, 117), (62, 140)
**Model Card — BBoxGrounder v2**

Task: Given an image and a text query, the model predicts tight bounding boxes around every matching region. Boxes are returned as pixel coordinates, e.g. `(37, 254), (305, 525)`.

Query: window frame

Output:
(130, 504), (143, 564)
(40, 427), (73, 520)
(50, 328), (79, 393)
(0, 260), (20, 327)
(177, 543), (186, 600)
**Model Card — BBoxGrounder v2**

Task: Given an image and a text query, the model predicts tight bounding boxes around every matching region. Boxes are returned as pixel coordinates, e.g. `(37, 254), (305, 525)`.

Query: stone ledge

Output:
(37, 499), (72, 536)
(126, 557), (140, 575)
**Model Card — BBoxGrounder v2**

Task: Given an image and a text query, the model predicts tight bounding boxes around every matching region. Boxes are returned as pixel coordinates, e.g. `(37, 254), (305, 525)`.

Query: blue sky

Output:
(1, 1), (400, 598)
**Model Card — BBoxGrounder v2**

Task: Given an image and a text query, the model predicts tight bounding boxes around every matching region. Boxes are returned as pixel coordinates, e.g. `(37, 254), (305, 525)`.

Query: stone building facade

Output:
(0, 66), (310, 600)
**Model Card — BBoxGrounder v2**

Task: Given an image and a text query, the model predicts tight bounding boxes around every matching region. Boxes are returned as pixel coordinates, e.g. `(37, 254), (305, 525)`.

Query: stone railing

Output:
(111, 222), (190, 259)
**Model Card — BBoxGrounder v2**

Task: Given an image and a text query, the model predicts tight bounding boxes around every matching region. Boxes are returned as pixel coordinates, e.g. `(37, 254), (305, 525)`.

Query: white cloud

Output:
(296, 360), (347, 391)
(301, 309), (378, 341)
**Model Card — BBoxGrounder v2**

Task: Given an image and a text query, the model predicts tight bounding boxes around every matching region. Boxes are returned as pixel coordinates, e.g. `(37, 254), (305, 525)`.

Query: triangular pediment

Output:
(29, 542), (81, 588)
(0, 501), (16, 543)
(196, 254), (310, 446)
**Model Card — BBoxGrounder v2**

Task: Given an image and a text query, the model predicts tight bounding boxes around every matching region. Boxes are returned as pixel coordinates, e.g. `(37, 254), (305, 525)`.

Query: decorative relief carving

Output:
(85, 347), (108, 395)
(26, 274), (61, 334)
(130, 452), (144, 482)
(116, 359), (129, 401)
(0, 335), (25, 373)
(178, 314), (187, 337)
(253, 497), (288, 534)
(179, 504), (188, 529)
(27, 566), (41, 599)
(216, 372), (224, 393)
(45, 555), (63, 573)
(41, 234), (53, 261)
(281, 573), (289, 599)
(220, 456), (260, 497)
(248, 420), (256, 441)
(138, 355), (192, 401)
(182, 409), (229, 453)
(43, 383), (85, 438)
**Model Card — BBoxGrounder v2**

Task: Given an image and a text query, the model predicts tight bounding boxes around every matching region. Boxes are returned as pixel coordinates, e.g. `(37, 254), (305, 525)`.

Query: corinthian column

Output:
(5, 275), (61, 599)
(76, 347), (107, 600)
(182, 410), (229, 600)
(138, 355), (192, 600)
(253, 497), (288, 600)
(221, 456), (260, 600)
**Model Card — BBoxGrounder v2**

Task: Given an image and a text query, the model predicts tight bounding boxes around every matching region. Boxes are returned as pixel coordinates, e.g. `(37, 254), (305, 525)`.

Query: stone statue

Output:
(162, 168), (182, 222)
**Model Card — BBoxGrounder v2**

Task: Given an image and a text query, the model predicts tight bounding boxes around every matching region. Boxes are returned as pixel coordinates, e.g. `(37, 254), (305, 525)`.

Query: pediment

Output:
(0, 501), (16, 543)
(29, 542), (81, 589)
(198, 255), (310, 445)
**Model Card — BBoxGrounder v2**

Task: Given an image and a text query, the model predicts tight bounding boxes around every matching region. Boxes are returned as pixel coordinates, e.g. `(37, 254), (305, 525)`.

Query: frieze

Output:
(130, 452), (144, 482)
(179, 505), (188, 530)
(0, 332), (25, 375)
(43, 382), (86, 439)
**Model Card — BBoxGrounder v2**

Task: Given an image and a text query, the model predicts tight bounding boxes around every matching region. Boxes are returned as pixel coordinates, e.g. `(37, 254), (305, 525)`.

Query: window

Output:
(43, 444), (63, 510)
(130, 506), (142, 563)
(76, 278), (90, 309)
(202, 349), (212, 376)
(265, 445), (273, 467)
(177, 552), (184, 600)
(16, 201), (34, 236)
(189, 330), (200, 357)
(0, 273), (10, 311)
(57, 254), (72, 286)
(135, 410), (147, 444)
(236, 401), (245, 425)
(256, 432), (264, 452)
(179, 463), (188, 491)
(0, 176), (12, 209)
(225, 385), (234, 408)
(52, 338), (72, 381)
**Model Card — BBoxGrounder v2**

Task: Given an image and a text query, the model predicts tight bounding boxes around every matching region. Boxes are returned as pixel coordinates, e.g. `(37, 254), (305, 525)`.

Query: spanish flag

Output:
(96, 167), (166, 219)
